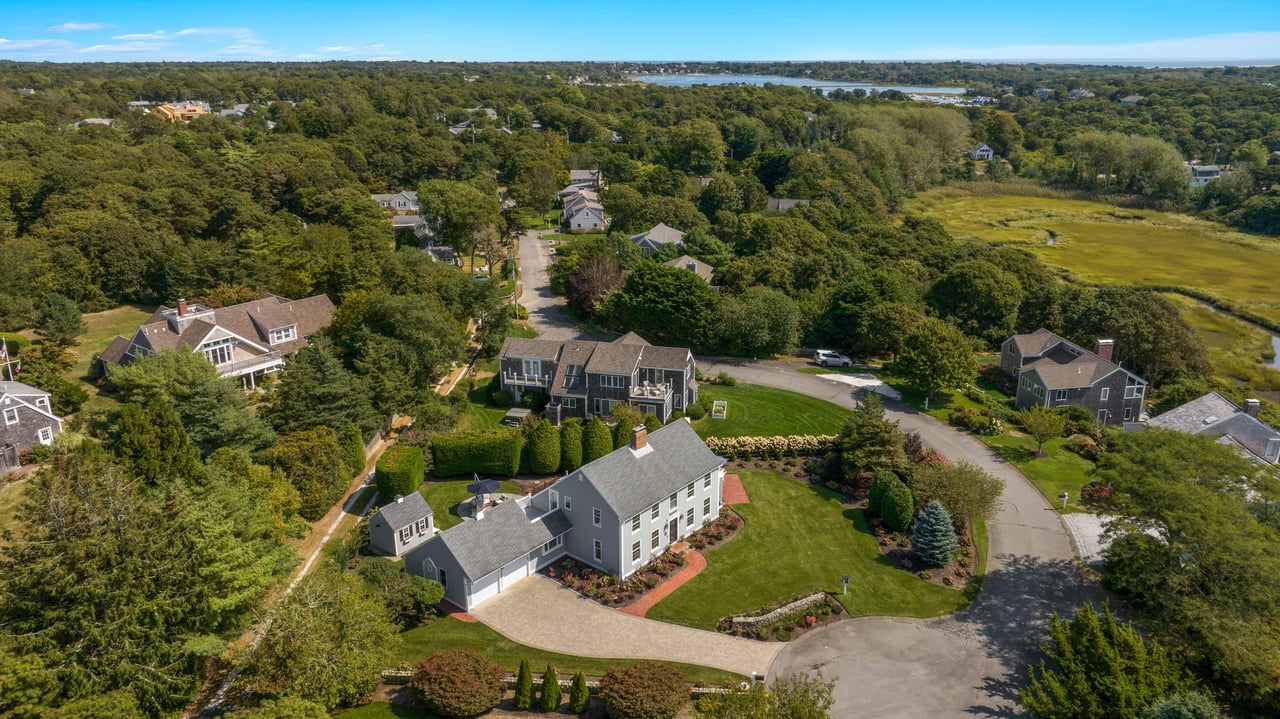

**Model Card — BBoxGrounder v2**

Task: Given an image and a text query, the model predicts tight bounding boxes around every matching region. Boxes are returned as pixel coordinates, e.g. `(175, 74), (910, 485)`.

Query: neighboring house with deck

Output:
(567, 169), (602, 190)
(1144, 393), (1280, 465)
(0, 381), (63, 473)
(99, 294), (335, 389)
(498, 332), (697, 424)
(404, 421), (724, 610)
(1000, 328), (1147, 426)
(369, 493), (437, 556)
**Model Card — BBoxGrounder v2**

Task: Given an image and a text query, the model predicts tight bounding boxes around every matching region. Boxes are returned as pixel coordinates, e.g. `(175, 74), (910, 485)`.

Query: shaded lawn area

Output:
(337, 703), (435, 718)
(693, 383), (850, 438)
(420, 479), (524, 530)
(452, 324), (538, 431)
(0, 479), (28, 547)
(394, 616), (742, 685)
(646, 471), (978, 630)
(985, 434), (1095, 513)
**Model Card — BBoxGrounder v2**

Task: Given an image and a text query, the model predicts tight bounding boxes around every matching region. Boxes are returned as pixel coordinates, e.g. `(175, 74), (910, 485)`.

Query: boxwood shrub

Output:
(432, 429), (522, 477)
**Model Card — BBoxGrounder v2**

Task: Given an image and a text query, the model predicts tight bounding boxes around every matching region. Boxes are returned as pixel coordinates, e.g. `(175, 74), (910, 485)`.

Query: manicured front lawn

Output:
(985, 434), (1095, 512)
(420, 480), (524, 530)
(394, 616), (742, 685)
(693, 383), (850, 438)
(646, 471), (977, 630)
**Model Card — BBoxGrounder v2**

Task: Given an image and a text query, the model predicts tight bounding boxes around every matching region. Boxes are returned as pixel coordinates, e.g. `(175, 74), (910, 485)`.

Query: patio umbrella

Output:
(467, 478), (501, 495)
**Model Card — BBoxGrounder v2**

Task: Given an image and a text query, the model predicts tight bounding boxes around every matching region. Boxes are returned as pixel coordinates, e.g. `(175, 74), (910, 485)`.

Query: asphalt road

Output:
(515, 244), (1086, 717)
(700, 359), (1086, 718)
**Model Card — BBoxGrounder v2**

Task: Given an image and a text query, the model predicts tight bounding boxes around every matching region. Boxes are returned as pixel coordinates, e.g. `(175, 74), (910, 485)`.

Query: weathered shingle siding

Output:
(0, 402), (60, 467)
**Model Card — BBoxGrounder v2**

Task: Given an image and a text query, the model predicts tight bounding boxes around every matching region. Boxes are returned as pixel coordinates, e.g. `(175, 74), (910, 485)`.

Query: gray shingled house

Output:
(498, 333), (697, 424)
(630, 222), (685, 256)
(1144, 392), (1280, 465)
(98, 294), (335, 389)
(404, 420), (724, 610)
(368, 493), (437, 556)
(1001, 329), (1147, 426)
(0, 381), (63, 473)
(664, 254), (715, 285)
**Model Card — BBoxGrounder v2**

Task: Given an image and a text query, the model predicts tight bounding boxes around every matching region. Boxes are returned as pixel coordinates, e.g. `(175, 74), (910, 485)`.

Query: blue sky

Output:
(2, 1), (1278, 63)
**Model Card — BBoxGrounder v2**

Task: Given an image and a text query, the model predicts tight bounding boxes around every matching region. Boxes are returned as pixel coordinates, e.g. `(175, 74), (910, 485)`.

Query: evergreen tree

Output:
(569, 670), (590, 714)
(868, 471), (898, 516)
(513, 658), (534, 710)
(911, 501), (960, 566)
(539, 663), (562, 712)
(1140, 693), (1221, 719)
(583, 417), (612, 463)
(522, 418), (561, 475)
(108, 398), (202, 486)
(263, 340), (380, 438)
(836, 392), (904, 478)
(33, 292), (86, 346)
(560, 418), (584, 472)
(338, 424), (367, 478)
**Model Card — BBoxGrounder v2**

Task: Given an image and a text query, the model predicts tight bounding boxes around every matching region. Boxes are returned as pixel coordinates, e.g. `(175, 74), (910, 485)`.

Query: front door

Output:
(668, 517), (679, 543)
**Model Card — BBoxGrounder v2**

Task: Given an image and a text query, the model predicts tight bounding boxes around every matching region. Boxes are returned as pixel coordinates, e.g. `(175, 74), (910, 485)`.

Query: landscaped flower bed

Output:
(685, 507), (742, 551)
(869, 516), (977, 590)
(715, 590), (845, 641)
(548, 551), (688, 607)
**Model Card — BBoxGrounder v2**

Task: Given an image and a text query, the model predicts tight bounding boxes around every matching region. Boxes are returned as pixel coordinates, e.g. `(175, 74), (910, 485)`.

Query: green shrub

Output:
(431, 430), (522, 477)
(514, 658), (534, 710)
(881, 480), (916, 532)
(490, 390), (512, 406)
(539, 663), (563, 711)
(686, 401), (707, 420)
(715, 371), (736, 386)
(643, 414), (663, 432)
(522, 418), (561, 475)
(375, 445), (425, 498)
(868, 471), (898, 515)
(412, 649), (506, 717)
(598, 662), (688, 719)
(569, 670), (590, 714)
(0, 332), (31, 356)
(338, 424), (366, 478)
(560, 418), (584, 472)
(583, 417), (612, 463)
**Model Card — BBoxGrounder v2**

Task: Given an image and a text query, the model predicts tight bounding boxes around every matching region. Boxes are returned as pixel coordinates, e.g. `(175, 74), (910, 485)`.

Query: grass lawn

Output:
(394, 616), (742, 685)
(693, 383), (850, 438)
(646, 470), (978, 630)
(984, 435), (1095, 513)
(337, 704), (434, 719)
(912, 187), (1280, 327)
(0, 479), (28, 546)
(420, 479), (524, 530)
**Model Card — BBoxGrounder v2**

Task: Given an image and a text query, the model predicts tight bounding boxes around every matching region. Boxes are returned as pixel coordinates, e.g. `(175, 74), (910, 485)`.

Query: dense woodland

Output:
(0, 61), (1278, 717)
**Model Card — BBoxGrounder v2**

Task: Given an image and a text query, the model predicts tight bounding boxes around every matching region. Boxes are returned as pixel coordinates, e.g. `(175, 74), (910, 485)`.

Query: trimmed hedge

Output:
(881, 479), (916, 532)
(868, 471), (898, 516)
(598, 662), (688, 719)
(583, 417), (612, 464)
(432, 430), (522, 477)
(376, 445), (425, 499)
(523, 419), (561, 475)
(560, 418), (584, 472)
(339, 423), (366, 478)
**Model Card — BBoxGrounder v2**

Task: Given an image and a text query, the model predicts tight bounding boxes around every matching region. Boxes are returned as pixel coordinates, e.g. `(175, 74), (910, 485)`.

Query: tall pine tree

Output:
(263, 340), (380, 438)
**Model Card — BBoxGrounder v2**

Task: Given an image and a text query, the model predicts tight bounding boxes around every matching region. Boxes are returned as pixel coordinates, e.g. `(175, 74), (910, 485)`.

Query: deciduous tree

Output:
(895, 318), (977, 401)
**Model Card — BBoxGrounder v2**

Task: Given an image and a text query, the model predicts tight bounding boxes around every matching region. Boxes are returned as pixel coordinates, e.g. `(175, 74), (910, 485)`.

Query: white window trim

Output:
(650, 529), (660, 549)
(703, 497), (712, 518)
(3, 407), (18, 426)
(592, 507), (601, 527)
(593, 539), (602, 561)
(631, 541), (641, 563)
(1099, 387), (1110, 401)
(686, 482), (695, 499)
(37, 427), (54, 445)
(703, 474), (711, 490)
(631, 515), (641, 532)
(563, 495), (572, 511)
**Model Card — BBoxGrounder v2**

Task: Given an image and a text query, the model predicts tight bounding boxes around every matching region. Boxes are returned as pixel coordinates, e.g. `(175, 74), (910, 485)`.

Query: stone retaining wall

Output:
(730, 592), (827, 627)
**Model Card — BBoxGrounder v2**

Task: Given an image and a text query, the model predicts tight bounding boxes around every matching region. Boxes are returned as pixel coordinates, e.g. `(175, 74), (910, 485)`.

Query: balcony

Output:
(502, 371), (550, 387)
(216, 351), (285, 378)
(630, 382), (672, 400)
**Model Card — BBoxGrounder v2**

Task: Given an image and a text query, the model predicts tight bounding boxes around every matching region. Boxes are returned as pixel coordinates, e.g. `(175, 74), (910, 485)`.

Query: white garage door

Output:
(499, 552), (532, 592)
(468, 573), (500, 609)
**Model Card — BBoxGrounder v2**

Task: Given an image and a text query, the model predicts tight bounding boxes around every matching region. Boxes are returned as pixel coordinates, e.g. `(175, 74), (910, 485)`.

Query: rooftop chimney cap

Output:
(1245, 398), (1261, 418)
(631, 424), (648, 450)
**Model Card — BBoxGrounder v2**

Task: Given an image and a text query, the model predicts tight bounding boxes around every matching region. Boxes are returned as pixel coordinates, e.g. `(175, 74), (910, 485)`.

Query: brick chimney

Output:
(1245, 398), (1261, 418)
(631, 425), (648, 450)
(177, 298), (189, 316)
(1094, 339), (1115, 362)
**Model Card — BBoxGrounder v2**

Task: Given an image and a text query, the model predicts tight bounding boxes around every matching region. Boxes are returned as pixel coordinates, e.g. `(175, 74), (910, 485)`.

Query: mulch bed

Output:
(866, 513), (978, 590)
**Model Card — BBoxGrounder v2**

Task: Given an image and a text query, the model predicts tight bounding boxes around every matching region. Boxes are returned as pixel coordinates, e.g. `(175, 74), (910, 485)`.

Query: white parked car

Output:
(813, 349), (853, 368)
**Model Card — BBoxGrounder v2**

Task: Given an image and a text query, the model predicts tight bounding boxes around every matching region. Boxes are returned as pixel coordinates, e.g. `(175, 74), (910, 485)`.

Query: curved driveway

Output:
(700, 359), (1086, 718)
(515, 243), (1086, 716)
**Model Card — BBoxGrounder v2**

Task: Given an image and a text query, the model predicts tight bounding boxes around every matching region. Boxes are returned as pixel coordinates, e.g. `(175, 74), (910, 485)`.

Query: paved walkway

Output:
(722, 474), (750, 504)
(471, 575), (780, 676)
(620, 550), (707, 618)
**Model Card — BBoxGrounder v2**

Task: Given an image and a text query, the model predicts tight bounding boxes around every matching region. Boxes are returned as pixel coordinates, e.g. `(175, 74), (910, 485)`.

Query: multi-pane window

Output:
(562, 397), (577, 409)
(1099, 387), (1110, 401)
(416, 518), (428, 535)
(593, 540), (602, 561)
(703, 474), (711, 489)
(269, 325), (296, 344)
(202, 338), (234, 366)
(650, 504), (660, 520)
(399, 527), (412, 543)
(438, 568), (447, 587)
(592, 507), (601, 527)
(632, 515), (641, 532)
(650, 529), (660, 549)
(631, 542), (641, 562)
(703, 497), (712, 518)
(686, 482), (695, 499)
(601, 375), (626, 389)
(686, 508), (695, 528)
(563, 496), (572, 510)
(668, 492), (678, 512)
(544, 535), (563, 552)
(3, 407), (17, 425)
(1125, 386), (1145, 399)
(37, 427), (53, 444)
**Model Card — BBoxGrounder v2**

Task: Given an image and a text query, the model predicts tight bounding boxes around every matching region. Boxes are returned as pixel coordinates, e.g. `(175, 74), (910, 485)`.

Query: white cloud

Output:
(82, 42), (167, 53)
(175, 27), (256, 40)
(882, 31), (1280, 62)
(322, 45), (353, 52)
(48, 22), (102, 32)
(0, 38), (73, 50)
(112, 31), (169, 40)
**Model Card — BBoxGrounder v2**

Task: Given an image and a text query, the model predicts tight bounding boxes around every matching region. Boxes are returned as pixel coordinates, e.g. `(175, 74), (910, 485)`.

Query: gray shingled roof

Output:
(766, 198), (809, 211)
(630, 222), (685, 248)
(500, 337), (563, 361)
(1011, 329), (1144, 390)
(502, 336), (692, 376)
(573, 420), (722, 521)
(0, 381), (51, 398)
(585, 342), (643, 375)
(638, 345), (690, 370)
(1009, 328), (1059, 356)
(1148, 392), (1280, 462)
(376, 493), (434, 531)
(664, 255), (715, 283)
(414, 501), (571, 580)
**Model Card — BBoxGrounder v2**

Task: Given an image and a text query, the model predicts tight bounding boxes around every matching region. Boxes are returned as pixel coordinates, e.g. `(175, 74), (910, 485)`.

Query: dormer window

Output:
(35, 397), (49, 409)
(270, 325), (297, 344)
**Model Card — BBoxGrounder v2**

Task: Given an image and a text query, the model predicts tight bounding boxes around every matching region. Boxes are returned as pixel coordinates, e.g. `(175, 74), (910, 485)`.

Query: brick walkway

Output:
(619, 549), (707, 618)
(440, 600), (478, 623)
(723, 473), (750, 504)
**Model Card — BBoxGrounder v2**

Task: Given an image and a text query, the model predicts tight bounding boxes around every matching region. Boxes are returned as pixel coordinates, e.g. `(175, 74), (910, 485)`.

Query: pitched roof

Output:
(376, 493), (434, 531)
(1148, 392), (1280, 463)
(1008, 328), (1064, 357)
(766, 198), (809, 211)
(569, 169), (601, 182)
(570, 421), (722, 520)
(664, 255), (714, 283)
(99, 336), (131, 365)
(501, 336), (693, 377)
(584, 341), (644, 375)
(0, 381), (51, 398)
(411, 501), (571, 580)
(614, 331), (651, 346)
(630, 222), (685, 248)
(1010, 329), (1145, 390)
